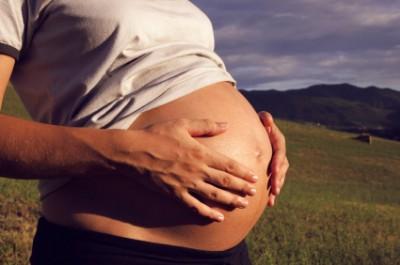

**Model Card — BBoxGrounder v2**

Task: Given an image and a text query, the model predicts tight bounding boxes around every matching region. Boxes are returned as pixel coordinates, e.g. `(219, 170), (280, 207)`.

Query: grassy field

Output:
(1, 87), (399, 265)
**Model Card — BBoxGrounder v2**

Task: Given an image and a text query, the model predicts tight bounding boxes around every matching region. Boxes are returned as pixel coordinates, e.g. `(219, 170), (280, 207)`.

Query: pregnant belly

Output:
(41, 81), (272, 251)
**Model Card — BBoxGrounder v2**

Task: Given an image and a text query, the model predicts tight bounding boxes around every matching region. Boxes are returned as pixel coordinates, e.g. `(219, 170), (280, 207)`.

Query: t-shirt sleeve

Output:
(0, 0), (27, 60)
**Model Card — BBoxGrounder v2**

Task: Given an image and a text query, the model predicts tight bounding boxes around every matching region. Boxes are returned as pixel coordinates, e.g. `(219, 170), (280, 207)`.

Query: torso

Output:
(41, 81), (272, 251)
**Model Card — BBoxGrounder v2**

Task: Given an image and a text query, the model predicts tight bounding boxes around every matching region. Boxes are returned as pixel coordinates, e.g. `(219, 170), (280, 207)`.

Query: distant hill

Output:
(239, 83), (400, 140)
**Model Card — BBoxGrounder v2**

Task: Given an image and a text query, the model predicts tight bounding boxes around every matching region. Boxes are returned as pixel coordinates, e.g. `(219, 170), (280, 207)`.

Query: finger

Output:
(269, 157), (289, 195)
(259, 111), (288, 196)
(180, 191), (225, 222)
(267, 194), (276, 207)
(190, 182), (250, 209)
(204, 167), (257, 196)
(259, 112), (286, 155)
(269, 158), (283, 195)
(266, 173), (272, 191)
(279, 174), (286, 193)
(278, 158), (289, 190)
(205, 152), (258, 184)
(182, 118), (229, 137)
(259, 111), (287, 176)
(269, 125), (286, 155)
(270, 151), (287, 175)
(258, 111), (274, 134)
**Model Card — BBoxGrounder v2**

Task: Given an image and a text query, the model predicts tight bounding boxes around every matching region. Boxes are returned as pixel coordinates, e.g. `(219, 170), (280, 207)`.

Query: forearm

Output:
(0, 114), (117, 180)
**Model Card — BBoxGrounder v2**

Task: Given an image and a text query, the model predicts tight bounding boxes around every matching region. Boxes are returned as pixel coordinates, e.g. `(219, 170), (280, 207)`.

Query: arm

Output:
(0, 112), (117, 180)
(1, 114), (257, 222)
(0, 55), (14, 109)
(0, 55), (116, 179)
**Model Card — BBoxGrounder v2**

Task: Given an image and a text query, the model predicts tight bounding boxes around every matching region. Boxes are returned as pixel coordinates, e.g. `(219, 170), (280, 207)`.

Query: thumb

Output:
(184, 119), (229, 137)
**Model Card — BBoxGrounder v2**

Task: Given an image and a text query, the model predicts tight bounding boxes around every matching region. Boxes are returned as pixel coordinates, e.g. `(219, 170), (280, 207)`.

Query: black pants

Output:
(30, 217), (252, 265)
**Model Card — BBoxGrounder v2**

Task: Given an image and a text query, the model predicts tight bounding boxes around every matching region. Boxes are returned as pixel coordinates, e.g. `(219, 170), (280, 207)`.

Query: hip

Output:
(30, 216), (252, 265)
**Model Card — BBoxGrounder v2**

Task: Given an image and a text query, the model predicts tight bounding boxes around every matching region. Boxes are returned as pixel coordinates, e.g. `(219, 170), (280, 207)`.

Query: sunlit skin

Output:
(0, 46), (289, 250)
(40, 81), (287, 250)
(0, 56), (289, 211)
(259, 111), (289, 207)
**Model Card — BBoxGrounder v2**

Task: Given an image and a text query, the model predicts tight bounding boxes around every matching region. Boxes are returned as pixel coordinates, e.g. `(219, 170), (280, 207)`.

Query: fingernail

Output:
(216, 214), (224, 222)
(268, 197), (275, 207)
(251, 175), (259, 182)
(249, 188), (257, 195)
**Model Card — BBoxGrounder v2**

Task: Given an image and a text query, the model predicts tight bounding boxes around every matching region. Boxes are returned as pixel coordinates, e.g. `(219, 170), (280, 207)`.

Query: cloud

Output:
(191, 0), (400, 90)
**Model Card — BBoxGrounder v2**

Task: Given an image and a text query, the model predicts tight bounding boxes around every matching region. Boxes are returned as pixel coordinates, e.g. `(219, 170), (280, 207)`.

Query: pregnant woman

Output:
(0, 1), (289, 264)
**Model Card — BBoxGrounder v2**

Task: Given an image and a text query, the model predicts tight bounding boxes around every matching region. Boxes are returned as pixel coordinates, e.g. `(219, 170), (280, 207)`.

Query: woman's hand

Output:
(258, 111), (289, 207)
(110, 118), (258, 222)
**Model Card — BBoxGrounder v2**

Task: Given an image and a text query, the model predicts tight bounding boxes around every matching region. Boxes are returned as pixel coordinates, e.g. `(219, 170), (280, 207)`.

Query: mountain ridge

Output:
(239, 83), (400, 140)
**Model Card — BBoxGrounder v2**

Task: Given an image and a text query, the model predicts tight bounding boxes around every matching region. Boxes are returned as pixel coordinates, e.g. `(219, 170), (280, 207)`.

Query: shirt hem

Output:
(109, 72), (237, 130)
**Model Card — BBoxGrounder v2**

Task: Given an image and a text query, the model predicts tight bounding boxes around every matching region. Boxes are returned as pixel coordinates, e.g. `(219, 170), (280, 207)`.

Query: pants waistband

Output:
(36, 216), (248, 260)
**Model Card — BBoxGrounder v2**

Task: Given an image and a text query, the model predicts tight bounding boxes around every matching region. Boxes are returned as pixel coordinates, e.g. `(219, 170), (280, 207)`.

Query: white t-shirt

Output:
(0, 0), (236, 199)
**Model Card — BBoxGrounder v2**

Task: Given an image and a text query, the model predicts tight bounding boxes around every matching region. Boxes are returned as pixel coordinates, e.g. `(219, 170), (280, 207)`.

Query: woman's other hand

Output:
(258, 111), (289, 207)
(109, 118), (258, 222)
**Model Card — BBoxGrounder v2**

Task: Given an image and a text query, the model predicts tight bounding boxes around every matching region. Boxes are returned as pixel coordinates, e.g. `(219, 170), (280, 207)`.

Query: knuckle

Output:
(189, 205), (200, 215)
(221, 176), (232, 187)
(225, 161), (237, 172)
(201, 168), (212, 182)
(186, 180), (199, 190)
(191, 147), (206, 160)
(209, 190), (219, 200)
(231, 196), (241, 206)
(181, 162), (198, 174)
(284, 164), (289, 172)
(173, 188), (185, 200)
(280, 160), (288, 170)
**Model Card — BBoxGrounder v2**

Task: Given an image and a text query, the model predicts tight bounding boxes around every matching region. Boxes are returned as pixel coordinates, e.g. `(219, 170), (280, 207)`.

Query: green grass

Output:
(247, 121), (400, 265)
(1, 86), (400, 265)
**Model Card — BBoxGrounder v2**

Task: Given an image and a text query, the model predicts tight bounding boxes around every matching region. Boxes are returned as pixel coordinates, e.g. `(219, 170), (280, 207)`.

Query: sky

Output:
(192, 0), (400, 91)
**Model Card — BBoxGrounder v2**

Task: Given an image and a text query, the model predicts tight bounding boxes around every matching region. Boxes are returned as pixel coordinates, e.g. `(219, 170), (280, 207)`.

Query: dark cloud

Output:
(191, 0), (400, 90)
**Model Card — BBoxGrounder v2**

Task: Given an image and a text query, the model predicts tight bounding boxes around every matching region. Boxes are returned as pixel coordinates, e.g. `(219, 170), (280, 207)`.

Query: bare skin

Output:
(42, 81), (272, 250)
(259, 111), (290, 206)
(0, 54), (289, 250)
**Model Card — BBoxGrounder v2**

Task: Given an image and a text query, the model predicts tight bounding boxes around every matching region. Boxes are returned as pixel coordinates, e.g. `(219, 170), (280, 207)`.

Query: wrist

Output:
(65, 127), (120, 178)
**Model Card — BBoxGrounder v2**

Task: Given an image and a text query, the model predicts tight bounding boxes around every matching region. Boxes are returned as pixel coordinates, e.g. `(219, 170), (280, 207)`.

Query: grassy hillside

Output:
(0, 86), (38, 264)
(247, 121), (400, 265)
(1, 86), (30, 119)
(1, 86), (400, 265)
